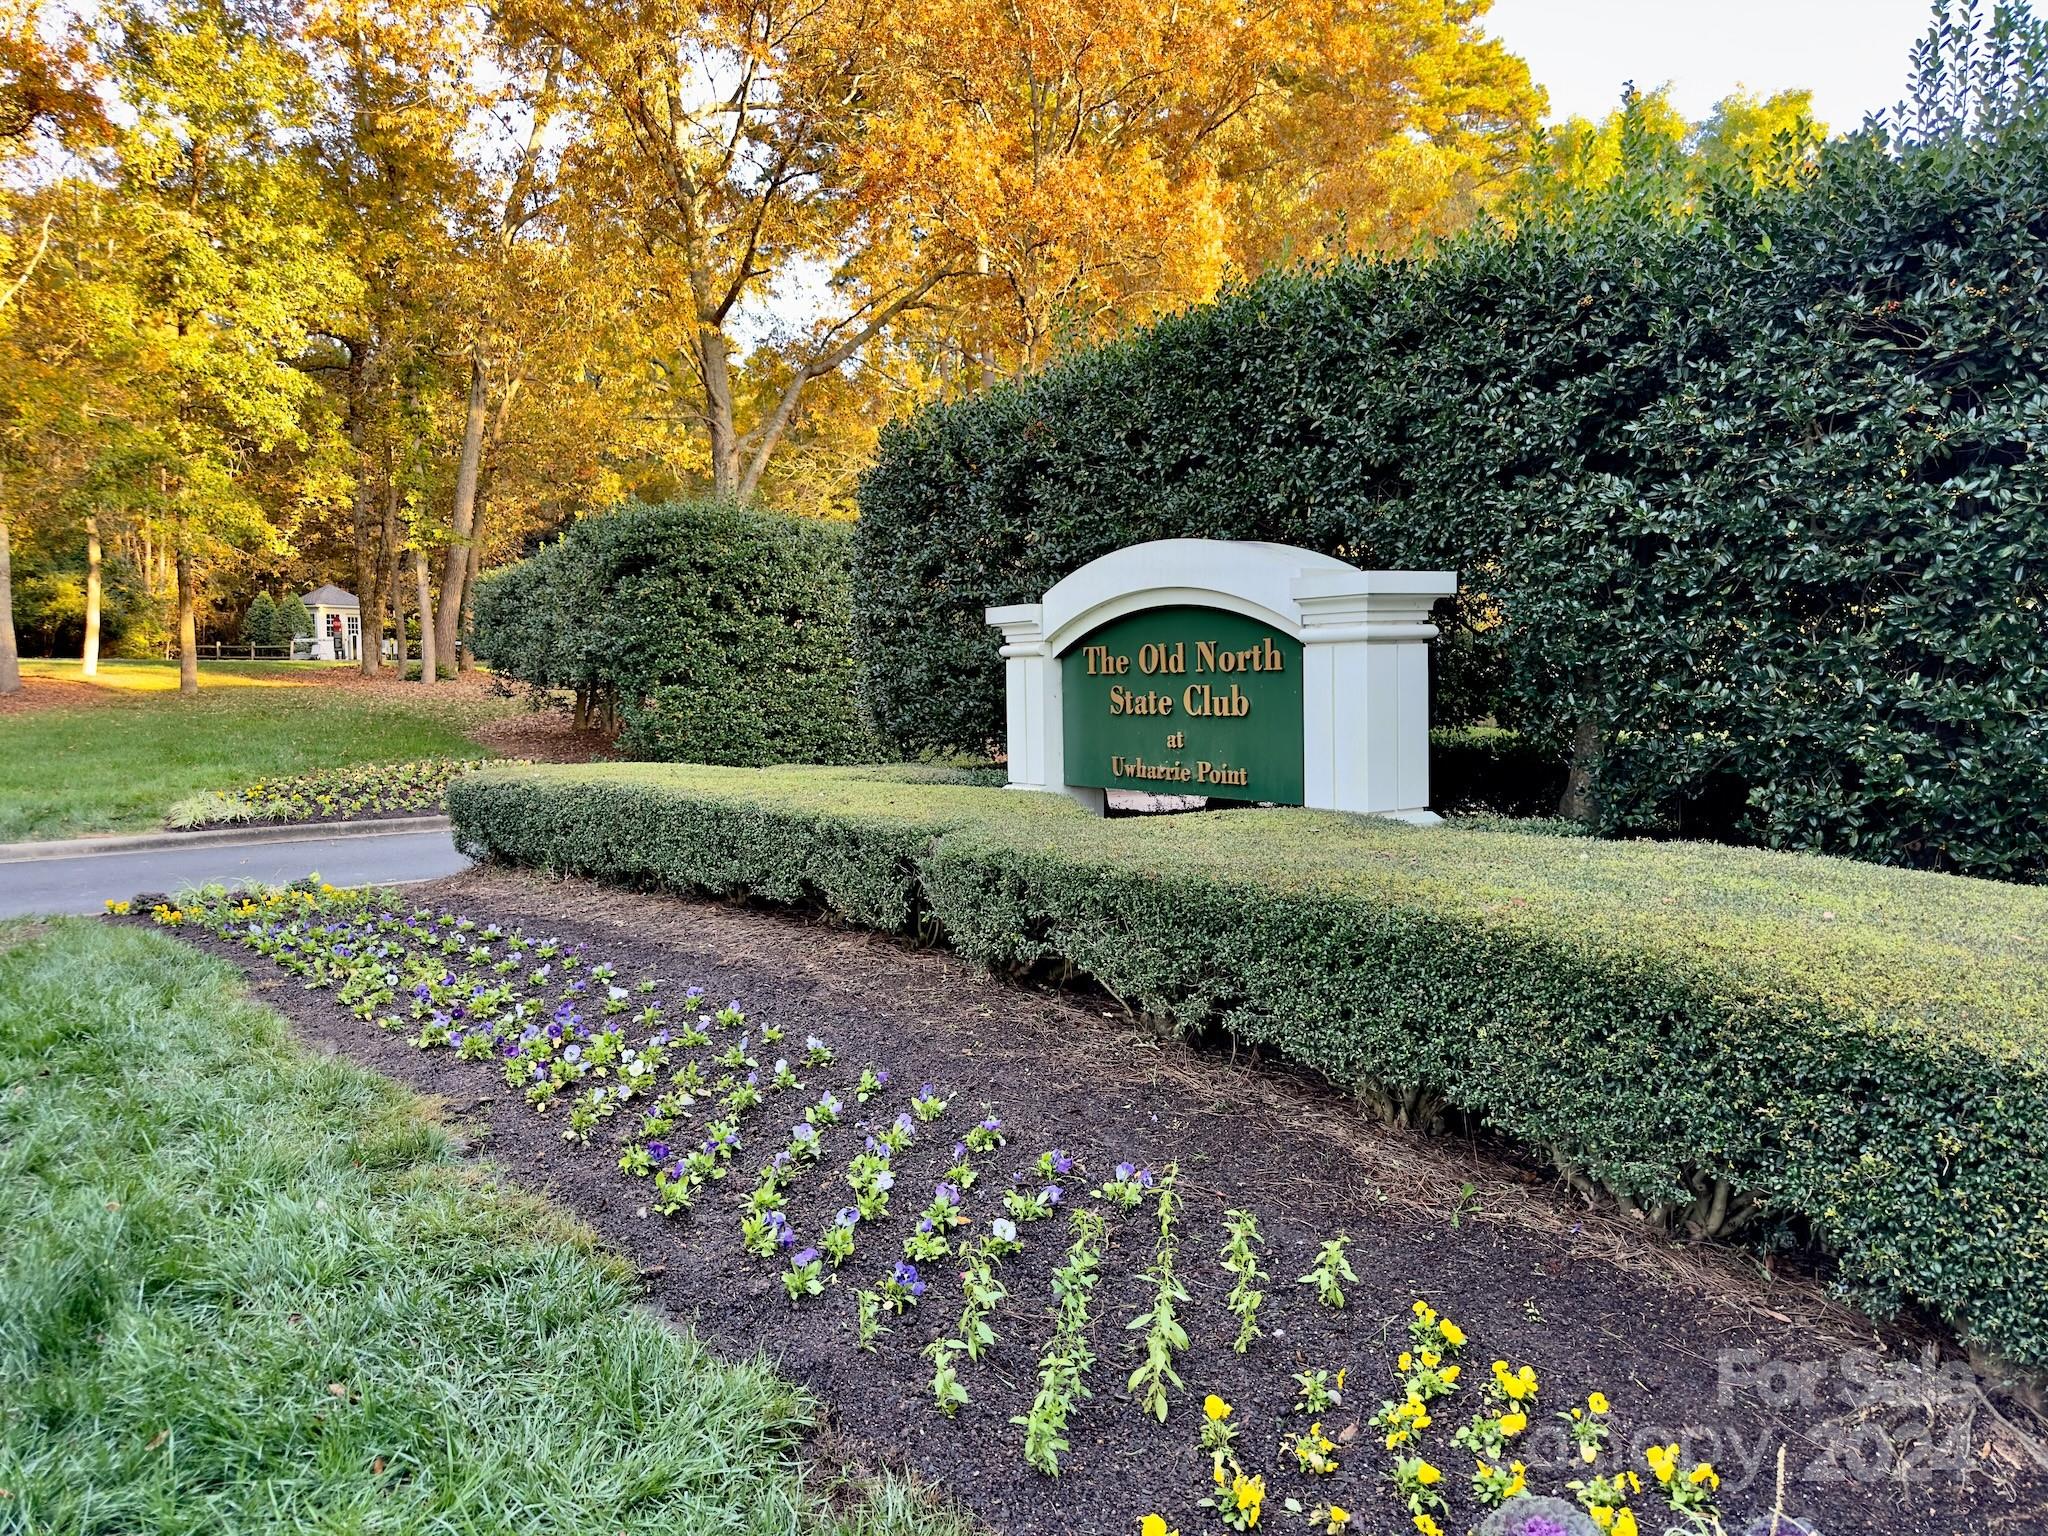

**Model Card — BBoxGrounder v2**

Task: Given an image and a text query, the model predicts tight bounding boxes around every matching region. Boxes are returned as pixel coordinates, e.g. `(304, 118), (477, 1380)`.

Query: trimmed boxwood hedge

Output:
(471, 501), (875, 767)
(448, 763), (2048, 1371)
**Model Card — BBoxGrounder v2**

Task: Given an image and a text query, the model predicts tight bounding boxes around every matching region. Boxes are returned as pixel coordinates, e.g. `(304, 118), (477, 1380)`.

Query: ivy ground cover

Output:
(130, 869), (2046, 1536)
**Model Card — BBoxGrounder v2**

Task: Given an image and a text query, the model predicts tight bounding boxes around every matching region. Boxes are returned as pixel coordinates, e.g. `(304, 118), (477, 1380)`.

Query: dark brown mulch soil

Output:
(467, 703), (617, 763)
(176, 869), (2048, 1536)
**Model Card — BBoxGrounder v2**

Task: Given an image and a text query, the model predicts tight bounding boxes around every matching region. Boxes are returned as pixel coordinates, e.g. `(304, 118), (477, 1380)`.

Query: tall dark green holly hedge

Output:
(854, 115), (2048, 881)
(472, 500), (875, 767)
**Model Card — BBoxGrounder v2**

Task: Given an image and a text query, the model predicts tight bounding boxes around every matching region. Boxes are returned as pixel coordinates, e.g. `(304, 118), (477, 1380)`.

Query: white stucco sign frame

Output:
(986, 539), (1456, 820)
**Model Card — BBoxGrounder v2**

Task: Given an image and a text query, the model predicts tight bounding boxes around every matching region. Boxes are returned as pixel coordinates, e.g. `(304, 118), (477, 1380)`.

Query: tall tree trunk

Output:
(0, 511), (19, 694)
(698, 322), (742, 496)
(435, 353), (489, 665)
(1558, 714), (1603, 821)
(414, 548), (437, 686)
(387, 533), (406, 677)
(175, 541), (198, 696)
(356, 557), (384, 675)
(457, 526), (482, 672)
(82, 514), (101, 676)
(359, 476), (397, 675)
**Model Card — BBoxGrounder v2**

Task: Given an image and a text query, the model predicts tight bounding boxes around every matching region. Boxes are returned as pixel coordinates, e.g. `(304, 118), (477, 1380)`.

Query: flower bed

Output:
(442, 762), (2048, 1375)
(166, 756), (517, 829)
(131, 879), (2034, 1536)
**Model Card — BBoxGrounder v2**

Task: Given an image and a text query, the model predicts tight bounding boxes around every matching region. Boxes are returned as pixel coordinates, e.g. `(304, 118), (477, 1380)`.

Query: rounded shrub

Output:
(473, 500), (876, 767)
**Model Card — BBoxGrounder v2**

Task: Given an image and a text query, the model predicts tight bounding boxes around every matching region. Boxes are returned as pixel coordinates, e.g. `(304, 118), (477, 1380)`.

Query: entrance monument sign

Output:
(986, 540), (1455, 820)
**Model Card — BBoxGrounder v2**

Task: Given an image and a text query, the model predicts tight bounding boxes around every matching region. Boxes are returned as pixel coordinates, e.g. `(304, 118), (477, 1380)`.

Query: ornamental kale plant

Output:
(1124, 1165), (1189, 1423)
(1298, 1233), (1359, 1308)
(1219, 1208), (1267, 1353)
(1014, 1207), (1108, 1476)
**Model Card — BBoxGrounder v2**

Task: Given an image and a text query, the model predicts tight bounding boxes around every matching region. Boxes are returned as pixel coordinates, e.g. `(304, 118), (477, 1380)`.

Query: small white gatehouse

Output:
(303, 585), (361, 662)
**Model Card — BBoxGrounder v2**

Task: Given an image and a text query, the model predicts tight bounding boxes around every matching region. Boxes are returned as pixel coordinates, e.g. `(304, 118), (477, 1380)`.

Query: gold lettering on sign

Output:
(1182, 683), (1250, 718)
(1109, 685), (1176, 717)
(1195, 637), (1284, 674)
(1110, 755), (1196, 783)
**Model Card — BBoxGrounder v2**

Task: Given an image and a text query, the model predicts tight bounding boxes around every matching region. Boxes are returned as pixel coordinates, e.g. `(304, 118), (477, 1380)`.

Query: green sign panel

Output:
(1060, 605), (1303, 804)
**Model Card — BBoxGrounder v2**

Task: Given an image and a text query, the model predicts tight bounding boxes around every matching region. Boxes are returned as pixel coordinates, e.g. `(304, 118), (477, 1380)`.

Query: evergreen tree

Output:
(239, 589), (278, 647)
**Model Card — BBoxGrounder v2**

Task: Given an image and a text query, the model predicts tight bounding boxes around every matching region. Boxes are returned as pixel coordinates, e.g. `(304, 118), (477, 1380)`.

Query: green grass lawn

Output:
(0, 919), (965, 1535)
(1, 660), (521, 842)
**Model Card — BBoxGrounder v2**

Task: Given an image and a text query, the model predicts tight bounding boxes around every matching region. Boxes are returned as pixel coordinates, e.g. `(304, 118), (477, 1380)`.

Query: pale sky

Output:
(1484, 0), (1942, 131)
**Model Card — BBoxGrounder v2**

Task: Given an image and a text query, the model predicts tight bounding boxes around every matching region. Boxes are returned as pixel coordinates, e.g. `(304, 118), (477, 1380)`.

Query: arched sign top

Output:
(1037, 539), (1360, 653)
(987, 540), (1455, 821)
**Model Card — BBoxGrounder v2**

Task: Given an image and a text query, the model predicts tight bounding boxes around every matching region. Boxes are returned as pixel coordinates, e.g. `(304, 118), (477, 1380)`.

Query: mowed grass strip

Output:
(0, 661), (513, 842)
(0, 920), (965, 1536)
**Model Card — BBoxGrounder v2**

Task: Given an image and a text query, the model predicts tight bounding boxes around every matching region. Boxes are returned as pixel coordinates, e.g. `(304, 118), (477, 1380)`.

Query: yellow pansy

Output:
(1690, 1462), (1721, 1490)
(1588, 1391), (1611, 1414)
(1414, 1461), (1442, 1486)
(1141, 1518), (1171, 1536)
(1419, 1349), (1440, 1368)
(1413, 1517), (1442, 1536)
(1499, 1410), (1527, 1435)
(1205, 1394), (1232, 1422)
(1233, 1470), (1265, 1518)
(1438, 1320), (1466, 1347)
(1398, 1352), (1413, 1372)
(1612, 1510), (1639, 1536)
(1440, 1364), (1460, 1384)
(1589, 1506), (1614, 1531)
(1647, 1444), (1679, 1485)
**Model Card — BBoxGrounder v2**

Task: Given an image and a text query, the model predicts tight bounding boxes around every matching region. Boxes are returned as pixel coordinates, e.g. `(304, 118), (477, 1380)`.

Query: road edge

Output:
(0, 815), (454, 864)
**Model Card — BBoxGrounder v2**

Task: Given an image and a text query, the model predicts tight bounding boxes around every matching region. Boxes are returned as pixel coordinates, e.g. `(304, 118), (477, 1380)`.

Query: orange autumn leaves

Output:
(514, 0), (1544, 433)
(875, 0), (1545, 371)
